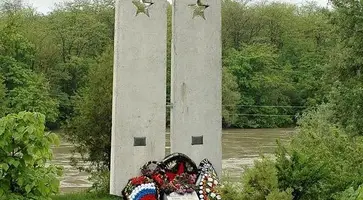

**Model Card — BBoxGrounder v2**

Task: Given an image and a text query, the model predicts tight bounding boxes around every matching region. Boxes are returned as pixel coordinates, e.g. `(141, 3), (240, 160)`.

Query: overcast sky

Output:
(25, 0), (330, 14)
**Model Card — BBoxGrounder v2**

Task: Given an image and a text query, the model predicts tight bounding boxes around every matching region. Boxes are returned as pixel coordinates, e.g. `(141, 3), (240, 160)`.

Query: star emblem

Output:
(188, 0), (209, 20)
(132, 0), (154, 17)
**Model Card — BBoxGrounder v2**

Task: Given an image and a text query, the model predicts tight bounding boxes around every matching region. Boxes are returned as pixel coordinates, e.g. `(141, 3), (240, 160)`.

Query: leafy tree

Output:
(65, 47), (113, 170)
(224, 44), (294, 127)
(0, 112), (62, 199)
(44, 2), (113, 125)
(222, 67), (240, 127)
(0, 22), (59, 123)
(335, 185), (363, 200)
(0, 77), (7, 117)
(325, 0), (363, 135)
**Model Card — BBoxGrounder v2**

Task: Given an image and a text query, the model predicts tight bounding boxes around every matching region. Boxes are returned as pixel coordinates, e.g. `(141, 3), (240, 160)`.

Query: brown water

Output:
(52, 128), (295, 193)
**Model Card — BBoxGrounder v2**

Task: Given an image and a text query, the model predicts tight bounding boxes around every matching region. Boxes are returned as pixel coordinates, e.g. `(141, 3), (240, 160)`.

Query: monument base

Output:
(163, 192), (200, 200)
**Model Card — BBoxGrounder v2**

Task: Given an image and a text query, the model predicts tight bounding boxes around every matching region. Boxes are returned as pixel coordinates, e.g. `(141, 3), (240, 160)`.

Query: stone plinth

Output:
(163, 192), (200, 200)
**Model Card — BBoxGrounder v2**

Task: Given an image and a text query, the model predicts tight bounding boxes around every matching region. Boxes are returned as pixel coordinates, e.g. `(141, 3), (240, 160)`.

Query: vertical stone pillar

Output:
(170, 0), (222, 175)
(110, 0), (168, 196)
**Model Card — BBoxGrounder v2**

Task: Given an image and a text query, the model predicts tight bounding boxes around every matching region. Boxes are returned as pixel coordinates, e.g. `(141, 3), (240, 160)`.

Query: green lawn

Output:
(52, 193), (121, 200)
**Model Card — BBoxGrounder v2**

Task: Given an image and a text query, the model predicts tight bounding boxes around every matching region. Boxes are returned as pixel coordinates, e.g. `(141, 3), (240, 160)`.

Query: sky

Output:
(25, 0), (330, 14)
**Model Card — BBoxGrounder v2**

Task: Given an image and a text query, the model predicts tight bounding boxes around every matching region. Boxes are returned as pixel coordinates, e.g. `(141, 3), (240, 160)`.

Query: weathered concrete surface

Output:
(170, 0), (222, 176)
(163, 191), (200, 200)
(110, 0), (168, 196)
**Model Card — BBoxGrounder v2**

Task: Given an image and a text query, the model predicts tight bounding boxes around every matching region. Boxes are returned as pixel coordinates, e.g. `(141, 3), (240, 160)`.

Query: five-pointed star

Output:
(132, 0), (154, 17)
(188, 0), (210, 20)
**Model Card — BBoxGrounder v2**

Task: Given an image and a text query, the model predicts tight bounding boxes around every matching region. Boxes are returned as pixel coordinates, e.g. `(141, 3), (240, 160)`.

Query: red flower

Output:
(152, 174), (164, 185)
(131, 176), (146, 185)
(165, 163), (185, 181)
(140, 194), (157, 200)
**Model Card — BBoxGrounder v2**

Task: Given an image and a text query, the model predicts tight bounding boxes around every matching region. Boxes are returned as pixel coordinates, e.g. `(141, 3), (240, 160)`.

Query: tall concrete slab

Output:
(110, 0), (167, 196)
(170, 0), (222, 175)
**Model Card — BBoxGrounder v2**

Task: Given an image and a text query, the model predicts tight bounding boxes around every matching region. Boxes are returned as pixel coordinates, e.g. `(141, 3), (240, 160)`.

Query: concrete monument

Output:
(170, 0), (222, 175)
(110, 0), (222, 197)
(110, 0), (168, 196)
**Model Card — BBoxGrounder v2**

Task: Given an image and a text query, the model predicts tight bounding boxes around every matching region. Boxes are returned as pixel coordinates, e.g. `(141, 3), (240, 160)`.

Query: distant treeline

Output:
(0, 0), (333, 129)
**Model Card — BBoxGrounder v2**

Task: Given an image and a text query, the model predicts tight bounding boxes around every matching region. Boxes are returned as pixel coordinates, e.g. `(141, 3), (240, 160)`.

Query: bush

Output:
(266, 189), (293, 200)
(276, 105), (363, 199)
(88, 169), (110, 194)
(220, 183), (243, 200)
(235, 105), (363, 199)
(239, 156), (293, 200)
(335, 185), (363, 200)
(0, 112), (62, 199)
(241, 157), (279, 199)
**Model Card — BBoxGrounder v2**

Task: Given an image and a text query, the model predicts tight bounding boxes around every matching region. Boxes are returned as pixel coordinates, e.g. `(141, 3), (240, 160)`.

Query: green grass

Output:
(52, 192), (121, 200)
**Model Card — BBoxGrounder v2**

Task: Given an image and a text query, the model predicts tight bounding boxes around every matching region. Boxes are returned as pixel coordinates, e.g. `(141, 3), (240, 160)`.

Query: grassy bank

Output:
(53, 193), (120, 200)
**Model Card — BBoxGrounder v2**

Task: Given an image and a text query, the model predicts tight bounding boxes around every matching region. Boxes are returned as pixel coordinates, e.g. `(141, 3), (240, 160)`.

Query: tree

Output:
(0, 22), (59, 123)
(0, 112), (62, 199)
(222, 68), (240, 127)
(325, 0), (363, 135)
(65, 47), (113, 170)
(0, 56), (59, 122)
(224, 44), (294, 127)
(0, 77), (7, 117)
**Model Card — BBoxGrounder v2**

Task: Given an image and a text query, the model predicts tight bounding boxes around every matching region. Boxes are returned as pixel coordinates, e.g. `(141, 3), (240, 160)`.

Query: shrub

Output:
(65, 46), (148, 193)
(234, 105), (363, 199)
(334, 185), (363, 200)
(0, 112), (62, 199)
(88, 168), (110, 194)
(276, 105), (363, 199)
(64, 47), (113, 186)
(239, 156), (292, 200)
(266, 189), (293, 200)
(220, 182), (243, 200)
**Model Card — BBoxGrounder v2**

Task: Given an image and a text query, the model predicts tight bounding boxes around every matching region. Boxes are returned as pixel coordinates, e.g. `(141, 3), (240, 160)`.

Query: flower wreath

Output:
(196, 159), (222, 200)
(122, 176), (159, 200)
(156, 153), (199, 195)
(139, 153), (199, 196)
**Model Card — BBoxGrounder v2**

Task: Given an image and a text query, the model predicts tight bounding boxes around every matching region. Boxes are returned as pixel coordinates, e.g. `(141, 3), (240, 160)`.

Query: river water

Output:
(51, 128), (295, 193)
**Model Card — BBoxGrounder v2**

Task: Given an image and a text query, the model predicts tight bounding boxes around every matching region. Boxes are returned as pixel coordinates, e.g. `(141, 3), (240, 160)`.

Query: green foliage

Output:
(275, 106), (363, 199)
(0, 56), (59, 122)
(266, 189), (293, 200)
(240, 105), (363, 199)
(335, 185), (363, 200)
(0, 17), (59, 123)
(88, 169), (111, 194)
(323, 0), (363, 136)
(0, 0), (334, 130)
(239, 156), (293, 200)
(241, 157), (279, 199)
(0, 112), (62, 199)
(0, 21), (35, 65)
(224, 44), (294, 128)
(220, 183), (243, 200)
(222, 67), (240, 127)
(0, 77), (7, 117)
(221, 0), (332, 128)
(65, 47), (113, 170)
